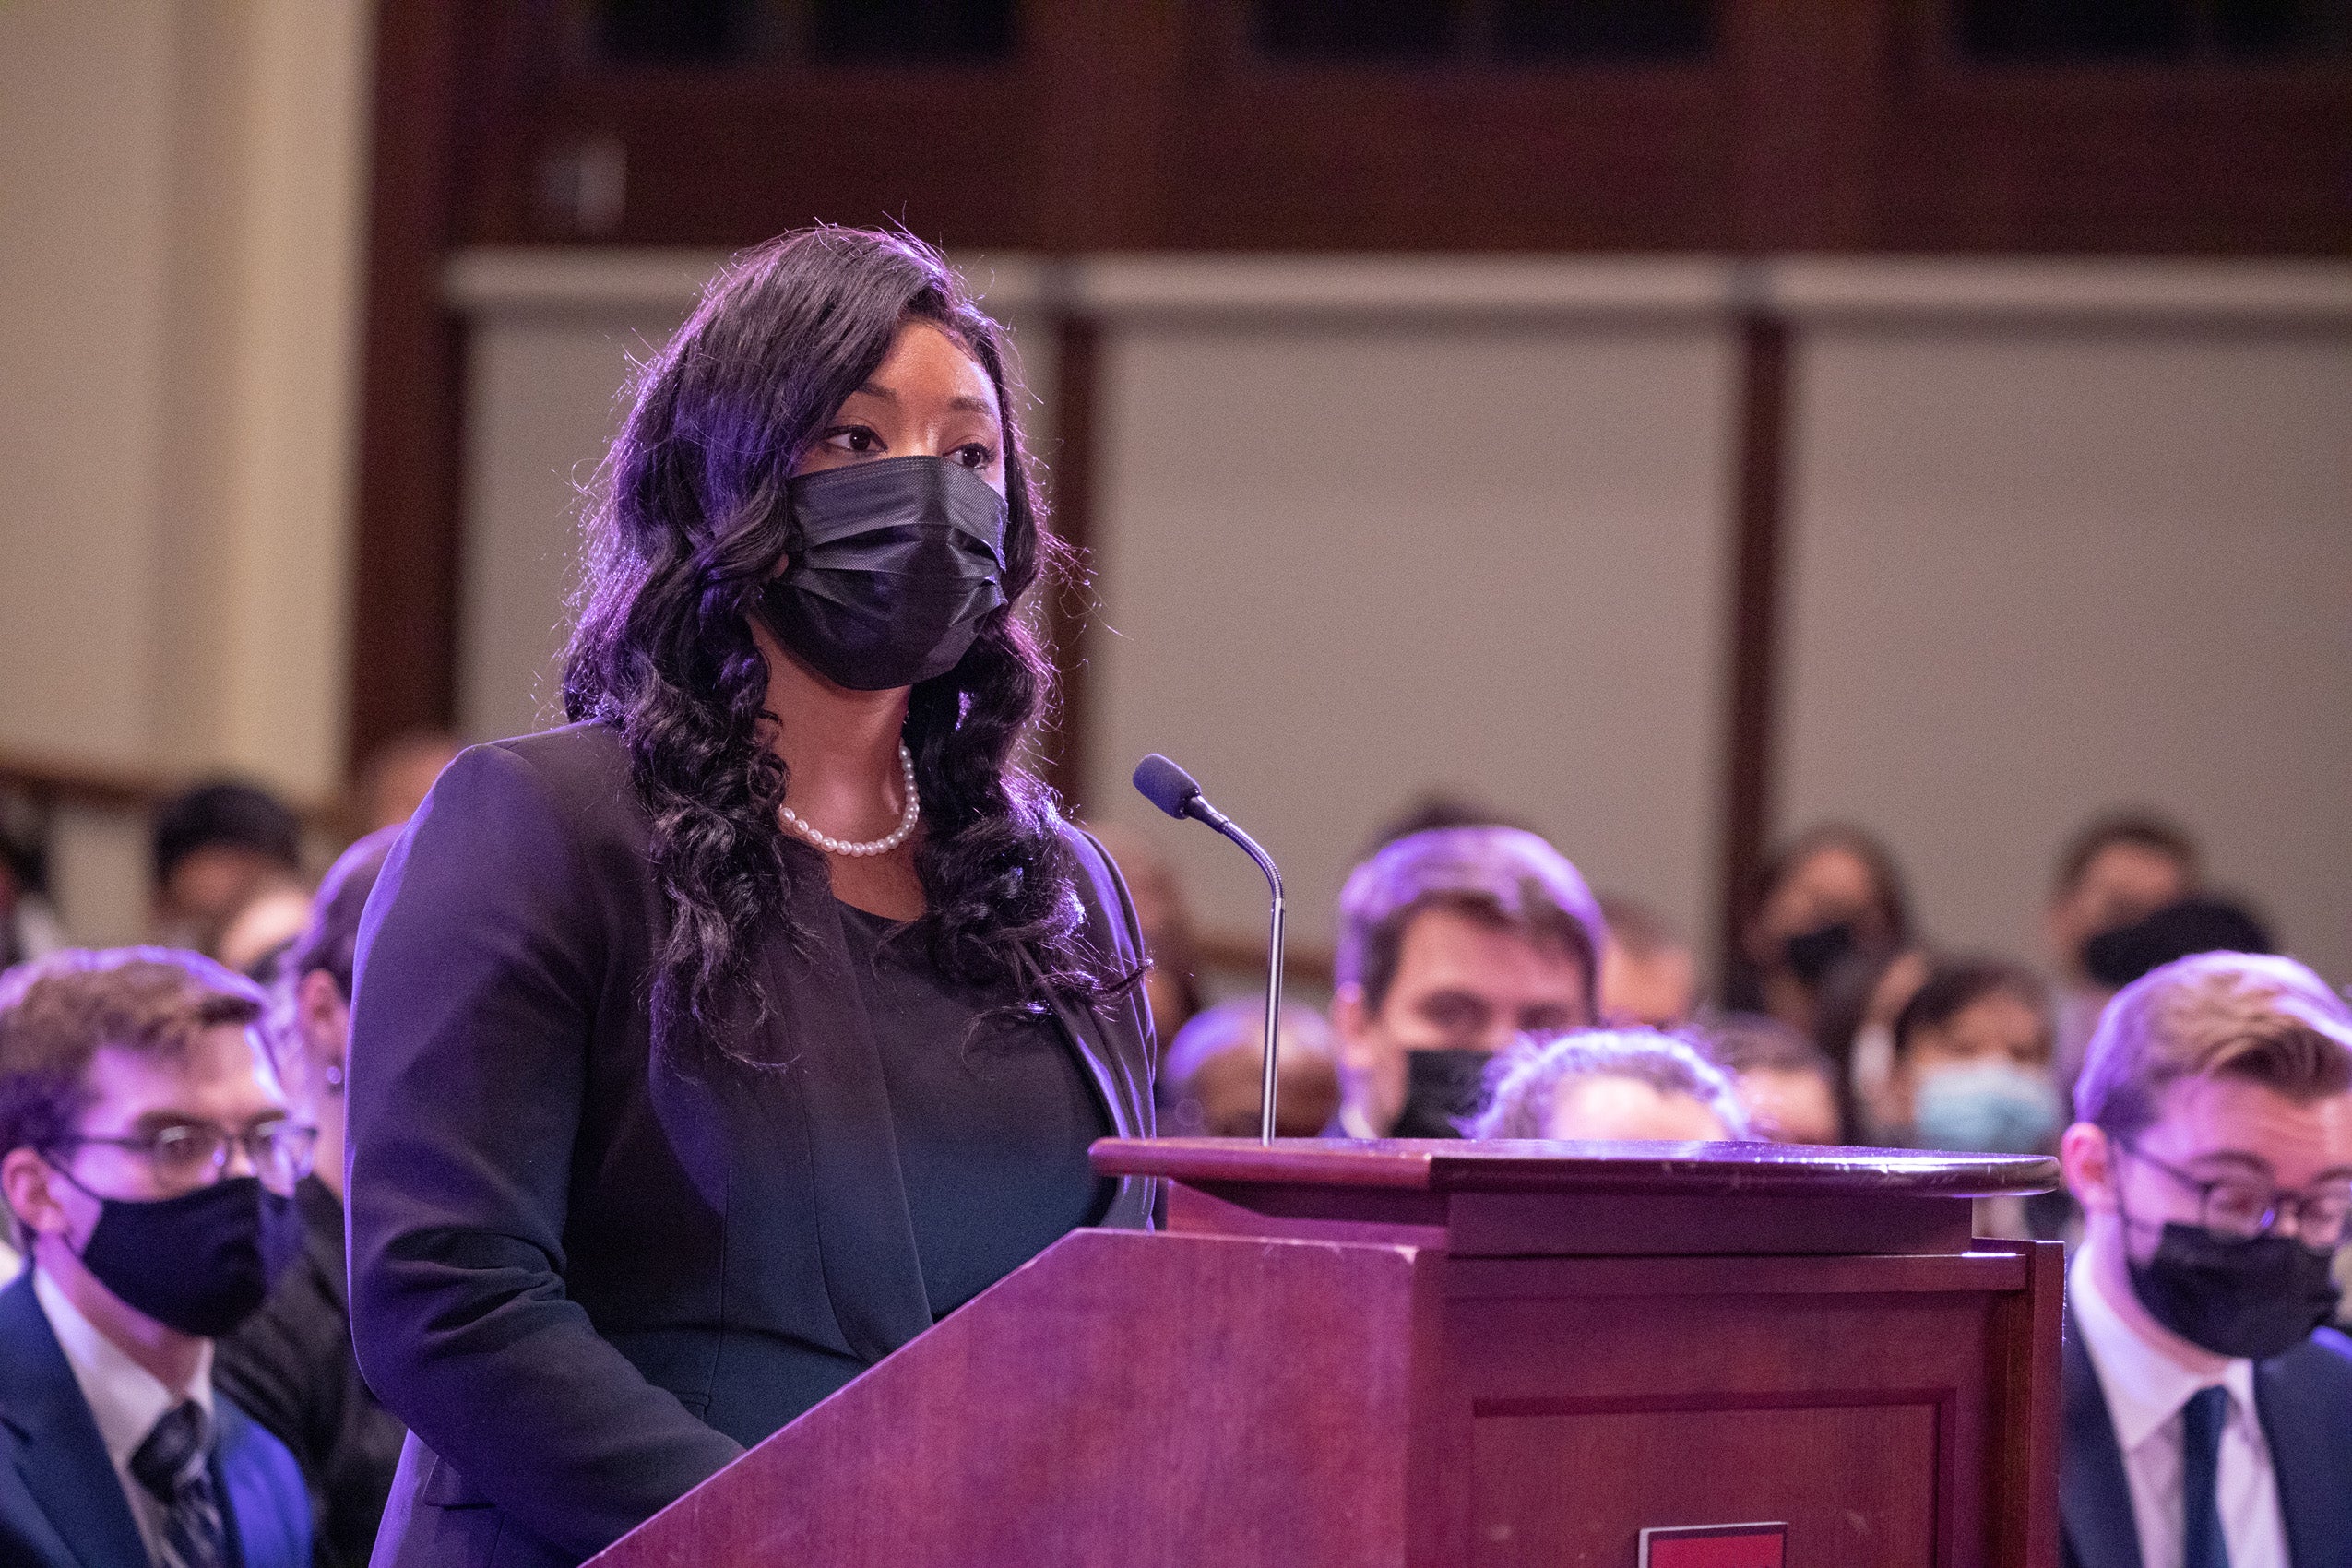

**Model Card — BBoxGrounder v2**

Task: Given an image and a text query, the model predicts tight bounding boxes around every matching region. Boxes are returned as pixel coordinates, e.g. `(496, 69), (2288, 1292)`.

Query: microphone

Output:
(1133, 754), (1287, 1146)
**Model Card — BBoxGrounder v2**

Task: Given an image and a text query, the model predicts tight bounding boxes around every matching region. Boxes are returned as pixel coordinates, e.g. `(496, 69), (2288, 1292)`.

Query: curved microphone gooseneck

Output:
(1133, 754), (1287, 1145)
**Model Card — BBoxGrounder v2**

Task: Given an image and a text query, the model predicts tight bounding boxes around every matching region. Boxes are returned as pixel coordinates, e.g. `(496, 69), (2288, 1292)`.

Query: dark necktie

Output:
(129, 1400), (227, 1568)
(2180, 1384), (2231, 1568)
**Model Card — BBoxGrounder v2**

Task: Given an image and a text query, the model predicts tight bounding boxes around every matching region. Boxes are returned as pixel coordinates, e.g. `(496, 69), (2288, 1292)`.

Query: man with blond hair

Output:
(2058, 951), (2352, 1568)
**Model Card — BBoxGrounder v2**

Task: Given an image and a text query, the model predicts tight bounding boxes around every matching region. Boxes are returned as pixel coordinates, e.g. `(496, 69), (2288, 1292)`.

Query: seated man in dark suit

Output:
(2059, 950), (2352, 1568)
(0, 948), (311, 1568)
(218, 829), (408, 1568)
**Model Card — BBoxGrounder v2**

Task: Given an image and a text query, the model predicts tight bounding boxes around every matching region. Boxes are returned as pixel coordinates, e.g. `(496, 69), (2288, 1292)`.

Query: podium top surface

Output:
(1092, 1136), (2059, 1198)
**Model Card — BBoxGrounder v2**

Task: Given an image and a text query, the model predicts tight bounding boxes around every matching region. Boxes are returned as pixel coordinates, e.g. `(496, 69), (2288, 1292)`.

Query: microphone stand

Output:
(1132, 755), (1289, 1144)
(1217, 821), (1286, 1146)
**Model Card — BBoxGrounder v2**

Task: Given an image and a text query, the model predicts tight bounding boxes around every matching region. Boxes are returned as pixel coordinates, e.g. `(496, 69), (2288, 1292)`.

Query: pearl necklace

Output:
(779, 743), (921, 858)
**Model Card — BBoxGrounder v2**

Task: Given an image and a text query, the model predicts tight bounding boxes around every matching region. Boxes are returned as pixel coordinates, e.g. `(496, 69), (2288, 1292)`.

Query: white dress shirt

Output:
(2068, 1239), (2288, 1568)
(34, 1267), (216, 1568)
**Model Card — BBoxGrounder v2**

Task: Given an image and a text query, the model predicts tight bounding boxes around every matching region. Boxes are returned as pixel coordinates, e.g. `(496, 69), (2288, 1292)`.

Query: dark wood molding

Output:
(1725, 0), (1889, 252)
(1716, 312), (1790, 992)
(1039, 314), (1099, 814)
(346, 0), (471, 773)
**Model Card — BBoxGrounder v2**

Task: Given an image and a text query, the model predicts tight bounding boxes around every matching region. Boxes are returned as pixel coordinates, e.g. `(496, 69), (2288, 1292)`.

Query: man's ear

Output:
(1330, 982), (1375, 1072)
(1, 1146), (70, 1242)
(2060, 1120), (2116, 1213)
(295, 968), (350, 1057)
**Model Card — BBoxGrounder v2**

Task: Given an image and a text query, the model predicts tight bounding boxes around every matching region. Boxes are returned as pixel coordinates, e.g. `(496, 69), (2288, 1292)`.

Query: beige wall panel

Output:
(0, 0), (175, 765)
(461, 312), (683, 742)
(1781, 328), (2352, 986)
(1083, 322), (1734, 960)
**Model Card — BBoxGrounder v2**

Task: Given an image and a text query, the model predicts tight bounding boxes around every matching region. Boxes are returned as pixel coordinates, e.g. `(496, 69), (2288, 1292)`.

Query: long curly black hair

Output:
(563, 227), (1121, 1070)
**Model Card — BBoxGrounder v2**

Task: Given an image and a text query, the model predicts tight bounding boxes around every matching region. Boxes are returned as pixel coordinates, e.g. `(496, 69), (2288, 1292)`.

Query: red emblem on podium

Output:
(1638, 1521), (1788, 1568)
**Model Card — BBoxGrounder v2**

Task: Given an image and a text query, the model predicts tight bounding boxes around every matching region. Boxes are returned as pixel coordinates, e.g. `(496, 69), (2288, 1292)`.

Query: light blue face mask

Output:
(1912, 1060), (2063, 1155)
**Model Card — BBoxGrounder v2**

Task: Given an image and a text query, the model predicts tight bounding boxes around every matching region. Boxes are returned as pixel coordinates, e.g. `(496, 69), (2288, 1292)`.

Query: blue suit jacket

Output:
(0, 1270), (311, 1568)
(2061, 1309), (2352, 1568)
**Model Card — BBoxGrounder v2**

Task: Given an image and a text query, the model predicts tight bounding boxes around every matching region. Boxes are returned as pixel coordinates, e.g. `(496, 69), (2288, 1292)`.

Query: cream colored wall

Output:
(1081, 318), (1734, 957)
(0, 0), (371, 940)
(1781, 318), (2352, 985)
(0, 0), (370, 798)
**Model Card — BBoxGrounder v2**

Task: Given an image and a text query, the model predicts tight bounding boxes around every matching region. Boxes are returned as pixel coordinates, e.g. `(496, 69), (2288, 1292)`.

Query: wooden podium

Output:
(590, 1138), (2061, 1567)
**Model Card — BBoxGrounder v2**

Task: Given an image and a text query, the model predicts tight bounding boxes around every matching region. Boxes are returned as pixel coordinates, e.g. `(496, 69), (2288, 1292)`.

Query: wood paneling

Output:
(348, 0), (472, 766)
(1718, 314), (1789, 999)
(588, 1142), (2064, 1566)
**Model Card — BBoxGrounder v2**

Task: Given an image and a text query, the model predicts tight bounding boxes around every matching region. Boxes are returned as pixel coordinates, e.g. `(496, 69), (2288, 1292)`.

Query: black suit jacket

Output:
(2061, 1310), (2352, 1568)
(347, 723), (1157, 1568)
(0, 1271), (311, 1568)
(215, 1175), (406, 1568)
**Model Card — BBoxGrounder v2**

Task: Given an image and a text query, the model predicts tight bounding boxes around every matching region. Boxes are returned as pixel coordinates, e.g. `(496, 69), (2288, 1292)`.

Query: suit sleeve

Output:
(1075, 826), (1158, 1095)
(345, 744), (742, 1558)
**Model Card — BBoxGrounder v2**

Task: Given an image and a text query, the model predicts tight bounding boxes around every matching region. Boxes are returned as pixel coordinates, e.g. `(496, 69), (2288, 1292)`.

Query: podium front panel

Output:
(588, 1141), (2060, 1568)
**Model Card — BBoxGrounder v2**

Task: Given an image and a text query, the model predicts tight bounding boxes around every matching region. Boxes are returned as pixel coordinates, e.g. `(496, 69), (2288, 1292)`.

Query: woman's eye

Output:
(824, 427), (883, 455)
(954, 442), (997, 469)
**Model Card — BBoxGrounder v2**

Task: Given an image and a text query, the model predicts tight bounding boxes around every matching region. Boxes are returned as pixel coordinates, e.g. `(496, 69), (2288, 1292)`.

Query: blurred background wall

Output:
(0, 0), (370, 939)
(2, 0), (2347, 985)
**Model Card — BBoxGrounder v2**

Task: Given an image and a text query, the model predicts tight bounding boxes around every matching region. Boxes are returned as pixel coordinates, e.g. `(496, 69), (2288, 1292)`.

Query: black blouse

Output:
(837, 902), (1111, 1317)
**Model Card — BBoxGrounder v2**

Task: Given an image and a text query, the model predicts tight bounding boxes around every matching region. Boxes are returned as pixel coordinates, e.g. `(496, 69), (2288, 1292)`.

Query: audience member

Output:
(350, 731), (463, 837)
(1470, 1029), (1751, 1142)
(1361, 792), (1529, 856)
(1699, 1013), (1842, 1145)
(218, 829), (408, 1568)
(1595, 892), (1696, 1029)
(2058, 952), (2352, 1568)
(1087, 824), (1206, 1051)
(1732, 823), (1913, 1042)
(0, 948), (312, 1568)
(2046, 812), (2203, 1093)
(2082, 897), (2275, 995)
(1888, 959), (2062, 1154)
(151, 781), (306, 958)
(1888, 958), (2065, 1239)
(1159, 1001), (1341, 1138)
(1826, 946), (1932, 1145)
(216, 885), (315, 986)
(1329, 827), (1605, 1138)
(0, 798), (65, 972)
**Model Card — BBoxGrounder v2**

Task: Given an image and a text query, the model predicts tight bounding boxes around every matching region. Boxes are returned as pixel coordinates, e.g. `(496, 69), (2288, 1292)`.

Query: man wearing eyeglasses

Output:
(0, 948), (311, 1568)
(2059, 950), (2352, 1568)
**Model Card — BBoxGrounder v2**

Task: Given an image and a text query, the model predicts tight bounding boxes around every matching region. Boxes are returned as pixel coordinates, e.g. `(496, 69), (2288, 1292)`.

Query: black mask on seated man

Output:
(2124, 1214), (2342, 1360)
(54, 1170), (301, 1338)
(758, 455), (1009, 692)
(1395, 1049), (1495, 1139)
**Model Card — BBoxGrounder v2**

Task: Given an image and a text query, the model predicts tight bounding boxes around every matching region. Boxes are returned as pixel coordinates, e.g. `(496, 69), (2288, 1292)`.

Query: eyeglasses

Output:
(53, 1120), (319, 1195)
(2117, 1138), (2352, 1248)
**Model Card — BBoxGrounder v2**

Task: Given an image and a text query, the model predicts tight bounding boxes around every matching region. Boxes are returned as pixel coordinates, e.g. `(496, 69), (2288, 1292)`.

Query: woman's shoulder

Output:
(476, 720), (634, 790)
(425, 722), (649, 853)
(1049, 816), (1142, 952)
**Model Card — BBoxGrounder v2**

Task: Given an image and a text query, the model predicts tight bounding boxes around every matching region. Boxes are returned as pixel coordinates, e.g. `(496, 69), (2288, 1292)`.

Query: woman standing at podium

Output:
(345, 228), (1157, 1568)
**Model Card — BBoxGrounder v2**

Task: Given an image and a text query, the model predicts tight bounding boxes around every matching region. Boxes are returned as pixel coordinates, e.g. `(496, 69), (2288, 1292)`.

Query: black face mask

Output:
(1395, 1049), (1494, 1139)
(2127, 1220), (2342, 1360)
(66, 1174), (300, 1338)
(1782, 920), (1859, 987)
(758, 455), (1009, 692)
